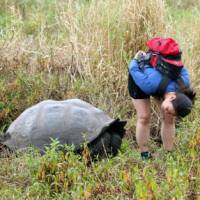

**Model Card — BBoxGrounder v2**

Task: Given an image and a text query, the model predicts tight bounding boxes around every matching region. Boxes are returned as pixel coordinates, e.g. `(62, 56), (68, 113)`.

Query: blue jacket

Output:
(128, 59), (190, 95)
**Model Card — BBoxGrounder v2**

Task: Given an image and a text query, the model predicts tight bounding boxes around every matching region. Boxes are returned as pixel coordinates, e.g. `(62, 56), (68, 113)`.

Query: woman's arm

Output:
(165, 67), (190, 92)
(180, 67), (190, 87)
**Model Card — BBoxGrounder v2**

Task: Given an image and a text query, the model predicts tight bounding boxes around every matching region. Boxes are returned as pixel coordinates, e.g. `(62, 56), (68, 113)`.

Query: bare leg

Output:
(155, 99), (176, 151)
(161, 112), (175, 151)
(132, 98), (151, 152)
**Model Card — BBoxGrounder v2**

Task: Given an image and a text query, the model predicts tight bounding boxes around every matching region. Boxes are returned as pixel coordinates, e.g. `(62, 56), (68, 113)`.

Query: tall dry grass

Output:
(166, 0), (200, 9)
(1, 0), (168, 79)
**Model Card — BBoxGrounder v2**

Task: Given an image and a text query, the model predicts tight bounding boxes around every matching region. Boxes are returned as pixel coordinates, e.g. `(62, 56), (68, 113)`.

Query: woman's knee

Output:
(162, 113), (175, 124)
(137, 113), (150, 125)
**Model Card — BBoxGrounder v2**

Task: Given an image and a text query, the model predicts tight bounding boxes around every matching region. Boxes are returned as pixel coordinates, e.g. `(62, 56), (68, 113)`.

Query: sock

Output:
(141, 151), (152, 160)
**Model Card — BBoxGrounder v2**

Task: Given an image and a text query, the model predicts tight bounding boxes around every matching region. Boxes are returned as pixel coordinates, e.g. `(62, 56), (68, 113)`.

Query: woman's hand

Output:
(134, 50), (146, 61)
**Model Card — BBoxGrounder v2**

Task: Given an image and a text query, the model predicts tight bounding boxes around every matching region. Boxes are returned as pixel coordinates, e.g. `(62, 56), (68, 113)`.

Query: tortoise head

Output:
(87, 119), (127, 158)
(107, 118), (127, 138)
(105, 119), (127, 156)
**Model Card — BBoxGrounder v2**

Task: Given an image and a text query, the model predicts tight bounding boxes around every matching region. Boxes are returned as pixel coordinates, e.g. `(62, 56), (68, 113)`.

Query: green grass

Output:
(0, 120), (200, 200)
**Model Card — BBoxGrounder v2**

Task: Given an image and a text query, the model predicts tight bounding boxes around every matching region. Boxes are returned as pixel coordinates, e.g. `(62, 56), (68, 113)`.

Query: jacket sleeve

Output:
(180, 67), (190, 87)
(166, 67), (190, 92)
(128, 59), (160, 94)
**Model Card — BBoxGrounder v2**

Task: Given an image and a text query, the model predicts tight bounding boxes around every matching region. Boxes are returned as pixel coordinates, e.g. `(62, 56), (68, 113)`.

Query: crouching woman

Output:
(128, 39), (196, 160)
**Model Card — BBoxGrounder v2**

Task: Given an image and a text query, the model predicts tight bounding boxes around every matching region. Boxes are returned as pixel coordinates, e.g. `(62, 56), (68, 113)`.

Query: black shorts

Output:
(128, 73), (150, 99)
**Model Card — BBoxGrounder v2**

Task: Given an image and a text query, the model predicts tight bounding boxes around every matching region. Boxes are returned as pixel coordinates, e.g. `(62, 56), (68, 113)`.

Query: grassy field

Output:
(0, 0), (200, 199)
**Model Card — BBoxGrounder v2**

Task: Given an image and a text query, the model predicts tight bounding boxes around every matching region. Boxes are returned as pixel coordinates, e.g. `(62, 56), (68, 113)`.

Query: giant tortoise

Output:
(0, 99), (126, 157)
